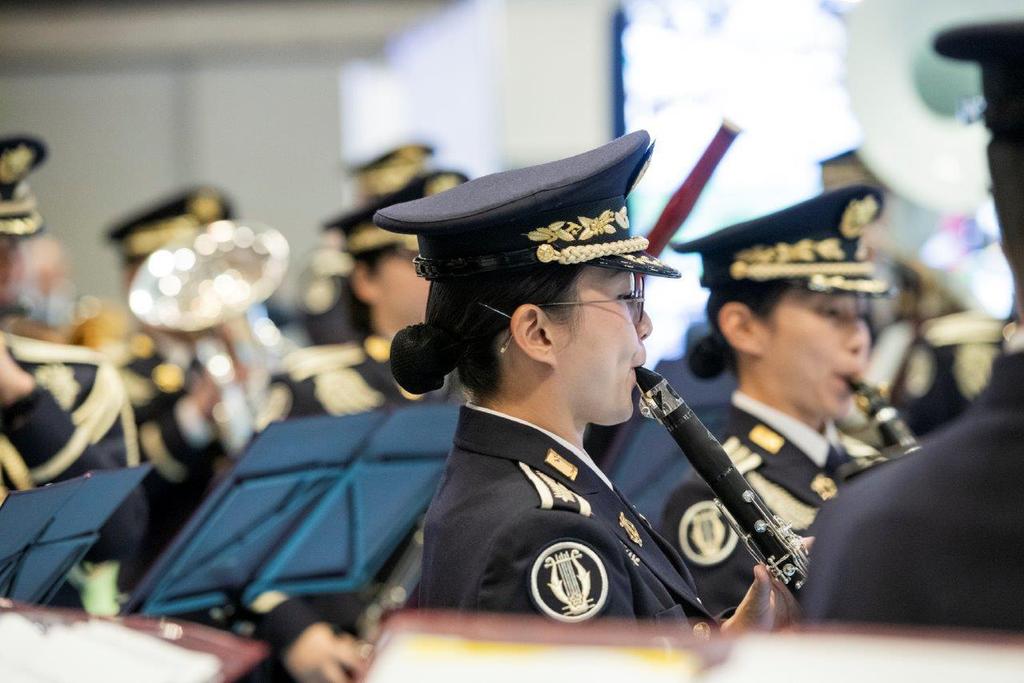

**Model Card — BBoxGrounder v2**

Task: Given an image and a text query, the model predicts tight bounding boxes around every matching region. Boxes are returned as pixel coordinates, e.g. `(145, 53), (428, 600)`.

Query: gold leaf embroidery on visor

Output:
(527, 207), (629, 244)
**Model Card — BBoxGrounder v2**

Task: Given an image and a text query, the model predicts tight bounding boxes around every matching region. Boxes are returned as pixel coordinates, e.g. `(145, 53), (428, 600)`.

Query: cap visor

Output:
(593, 251), (680, 278)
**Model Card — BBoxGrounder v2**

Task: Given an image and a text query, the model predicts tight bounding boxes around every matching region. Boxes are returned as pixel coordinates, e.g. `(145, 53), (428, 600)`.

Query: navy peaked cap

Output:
(673, 184), (889, 296)
(0, 135), (47, 238)
(324, 170), (469, 255)
(935, 21), (1024, 137)
(373, 131), (678, 280)
(107, 186), (234, 261)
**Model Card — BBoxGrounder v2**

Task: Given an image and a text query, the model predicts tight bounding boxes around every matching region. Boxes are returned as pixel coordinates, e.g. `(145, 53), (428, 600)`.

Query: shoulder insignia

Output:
(5, 333), (104, 366)
(953, 342), (999, 400)
(678, 500), (738, 566)
(529, 540), (609, 623)
(923, 311), (1006, 348)
(544, 449), (578, 481)
(284, 343), (365, 381)
(902, 345), (935, 398)
(363, 335), (391, 363)
(518, 463), (591, 517)
(255, 382), (294, 431)
(129, 333), (155, 359)
(152, 363), (185, 394)
(313, 367), (385, 416)
(33, 363), (81, 411)
(746, 471), (818, 530)
(721, 436), (762, 474)
(810, 473), (837, 501)
(749, 424), (785, 454)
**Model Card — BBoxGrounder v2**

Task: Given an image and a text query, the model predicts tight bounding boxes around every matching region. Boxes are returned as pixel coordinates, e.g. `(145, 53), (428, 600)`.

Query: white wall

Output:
(0, 1), (447, 301)
(0, 0), (619, 302)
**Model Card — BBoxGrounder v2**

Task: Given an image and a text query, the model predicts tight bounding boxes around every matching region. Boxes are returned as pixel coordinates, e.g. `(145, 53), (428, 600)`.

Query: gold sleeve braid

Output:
(30, 360), (133, 484)
(139, 421), (189, 484)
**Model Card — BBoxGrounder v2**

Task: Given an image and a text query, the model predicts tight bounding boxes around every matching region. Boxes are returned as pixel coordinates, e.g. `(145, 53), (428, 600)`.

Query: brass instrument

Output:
(636, 367), (808, 591)
(128, 219), (290, 454)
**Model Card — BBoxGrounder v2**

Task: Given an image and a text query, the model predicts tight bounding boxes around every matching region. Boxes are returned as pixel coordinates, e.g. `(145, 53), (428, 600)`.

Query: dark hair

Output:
(688, 280), (794, 379)
(391, 265), (584, 399)
(344, 248), (390, 338)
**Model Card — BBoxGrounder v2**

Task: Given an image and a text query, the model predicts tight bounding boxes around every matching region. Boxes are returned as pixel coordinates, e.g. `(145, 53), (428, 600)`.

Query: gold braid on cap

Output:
(346, 224), (418, 254)
(536, 236), (651, 265)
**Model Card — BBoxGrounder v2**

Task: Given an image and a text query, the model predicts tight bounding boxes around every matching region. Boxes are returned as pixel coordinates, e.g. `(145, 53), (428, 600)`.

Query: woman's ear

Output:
(718, 301), (768, 359)
(348, 261), (380, 306)
(507, 304), (558, 367)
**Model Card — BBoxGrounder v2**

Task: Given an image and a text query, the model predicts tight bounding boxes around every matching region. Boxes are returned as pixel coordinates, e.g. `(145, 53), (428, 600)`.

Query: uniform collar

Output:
(731, 391), (841, 468)
(455, 405), (610, 494)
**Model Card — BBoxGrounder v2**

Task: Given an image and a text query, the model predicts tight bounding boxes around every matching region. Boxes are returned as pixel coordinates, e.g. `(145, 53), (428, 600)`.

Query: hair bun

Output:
(390, 323), (467, 394)
(687, 333), (727, 379)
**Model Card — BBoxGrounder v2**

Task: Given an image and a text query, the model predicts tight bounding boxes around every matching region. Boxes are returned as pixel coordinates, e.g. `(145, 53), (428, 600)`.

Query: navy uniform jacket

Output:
(115, 334), (223, 587)
(418, 406), (715, 629)
(1, 333), (147, 565)
(802, 350), (1024, 632)
(894, 311), (1004, 436)
(660, 406), (878, 616)
(257, 335), (428, 427)
(252, 335), (438, 653)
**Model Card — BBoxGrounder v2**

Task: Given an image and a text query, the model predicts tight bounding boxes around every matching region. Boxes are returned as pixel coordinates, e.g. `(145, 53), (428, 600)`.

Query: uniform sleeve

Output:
(475, 508), (636, 622)
(660, 475), (753, 617)
(253, 592), (365, 655)
(800, 493), (917, 624)
(2, 364), (148, 565)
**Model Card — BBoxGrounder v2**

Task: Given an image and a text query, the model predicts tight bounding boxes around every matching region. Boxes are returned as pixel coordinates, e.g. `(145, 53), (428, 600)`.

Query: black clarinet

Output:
(847, 378), (919, 455)
(635, 367), (808, 591)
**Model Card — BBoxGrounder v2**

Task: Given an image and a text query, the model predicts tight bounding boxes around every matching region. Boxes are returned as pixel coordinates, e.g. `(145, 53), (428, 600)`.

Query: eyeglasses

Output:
(537, 294), (646, 326)
(538, 275), (646, 326)
(478, 275), (647, 356)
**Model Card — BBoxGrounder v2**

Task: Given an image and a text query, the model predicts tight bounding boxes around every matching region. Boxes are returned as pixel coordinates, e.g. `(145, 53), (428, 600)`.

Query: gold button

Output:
(692, 622), (712, 640)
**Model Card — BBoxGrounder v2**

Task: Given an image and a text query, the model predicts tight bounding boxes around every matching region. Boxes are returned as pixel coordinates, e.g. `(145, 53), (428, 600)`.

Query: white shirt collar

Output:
(731, 391), (841, 468)
(466, 404), (614, 490)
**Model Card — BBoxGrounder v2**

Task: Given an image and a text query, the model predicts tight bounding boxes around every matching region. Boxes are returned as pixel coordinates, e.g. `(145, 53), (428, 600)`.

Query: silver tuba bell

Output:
(129, 219), (290, 454)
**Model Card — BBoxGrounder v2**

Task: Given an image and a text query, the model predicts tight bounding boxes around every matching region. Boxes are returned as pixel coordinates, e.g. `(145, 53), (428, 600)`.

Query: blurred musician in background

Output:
(820, 149), (1008, 439)
(0, 135), (147, 612)
(258, 170), (466, 427)
(660, 185), (889, 616)
(246, 169), (466, 683)
(298, 144), (435, 346)
(104, 187), (235, 586)
(802, 20), (1024, 633)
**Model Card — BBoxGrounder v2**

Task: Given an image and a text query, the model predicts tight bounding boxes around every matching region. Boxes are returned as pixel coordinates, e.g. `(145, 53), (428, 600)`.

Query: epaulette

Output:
(6, 333), (105, 367)
(312, 367), (385, 416)
(922, 311), (1006, 348)
(518, 463), (592, 517)
(838, 433), (881, 460)
(745, 471), (818, 530)
(282, 343), (365, 382)
(721, 435), (762, 474)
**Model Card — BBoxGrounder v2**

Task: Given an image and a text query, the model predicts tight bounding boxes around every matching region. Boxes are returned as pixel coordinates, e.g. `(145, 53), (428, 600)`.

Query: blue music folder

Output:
(127, 404), (458, 617)
(0, 465), (152, 604)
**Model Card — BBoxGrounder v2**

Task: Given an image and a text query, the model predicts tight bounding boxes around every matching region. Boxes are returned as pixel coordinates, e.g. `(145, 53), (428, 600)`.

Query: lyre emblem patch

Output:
(679, 500), (738, 566)
(529, 541), (608, 623)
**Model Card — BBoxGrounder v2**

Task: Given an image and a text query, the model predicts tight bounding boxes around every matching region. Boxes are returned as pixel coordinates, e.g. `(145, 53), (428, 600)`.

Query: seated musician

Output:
(660, 186), (890, 615)
(374, 130), (798, 631)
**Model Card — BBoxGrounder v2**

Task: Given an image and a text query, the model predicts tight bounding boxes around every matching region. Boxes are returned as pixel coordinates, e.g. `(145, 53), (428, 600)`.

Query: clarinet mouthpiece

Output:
(634, 366), (663, 393)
